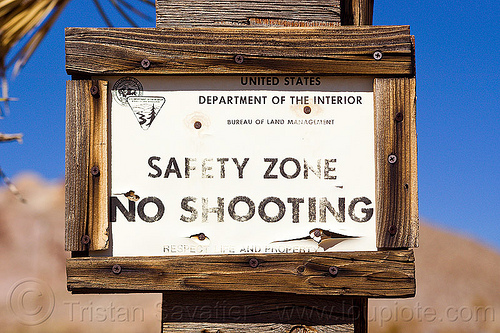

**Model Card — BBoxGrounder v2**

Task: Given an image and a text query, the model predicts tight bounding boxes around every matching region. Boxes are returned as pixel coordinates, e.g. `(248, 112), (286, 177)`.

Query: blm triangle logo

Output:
(127, 96), (166, 130)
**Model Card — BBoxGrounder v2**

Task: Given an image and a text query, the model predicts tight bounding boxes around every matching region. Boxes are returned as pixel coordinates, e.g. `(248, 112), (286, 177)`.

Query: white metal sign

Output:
(107, 76), (376, 256)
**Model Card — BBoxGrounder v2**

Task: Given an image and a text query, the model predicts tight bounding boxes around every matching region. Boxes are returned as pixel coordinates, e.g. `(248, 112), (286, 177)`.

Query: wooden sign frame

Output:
(65, 25), (417, 296)
(65, 2), (417, 331)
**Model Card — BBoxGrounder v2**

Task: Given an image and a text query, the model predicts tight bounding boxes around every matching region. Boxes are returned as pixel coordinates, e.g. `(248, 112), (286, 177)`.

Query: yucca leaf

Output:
(116, 0), (153, 21)
(9, 1), (69, 76)
(92, 0), (114, 27)
(109, 0), (138, 27)
(0, 0), (155, 114)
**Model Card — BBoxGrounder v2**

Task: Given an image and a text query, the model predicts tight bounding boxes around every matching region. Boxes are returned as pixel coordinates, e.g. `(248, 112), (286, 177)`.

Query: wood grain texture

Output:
(65, 26), (414, 76)
(65, 80), (109, 251)
(163, 323), (353, 333)
(65, 81), (91, 251)
(353, 0), (373, 26)
(340, 0), (373, 26)
(87, 80), (109, 251)
(156, 0), (341, 28)
(353, 298), (367, 333)
(374, 78), (418, 248)
(161, 291), (358, 333)
(67, 250), (415, 297)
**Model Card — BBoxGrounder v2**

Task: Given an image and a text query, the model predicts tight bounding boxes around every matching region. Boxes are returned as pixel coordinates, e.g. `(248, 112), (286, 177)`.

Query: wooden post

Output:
(163, 2), (375, 332)
(161, 292), (360, 332)
(340, 3), (374, 330)
(341, 0), (374, 26)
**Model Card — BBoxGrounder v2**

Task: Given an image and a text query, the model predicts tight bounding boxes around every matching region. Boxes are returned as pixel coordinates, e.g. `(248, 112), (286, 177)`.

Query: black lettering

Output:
(232, 158), (249, 178)
(180, 196), (198, 222)
(202, 197), (224, 222)
(228, 196), (255, 222)
(324, 159), (337, 180)
(110, 196), (135, 222)
(319, 197), (345, 222)
(280, 158), (301, 179)
(304, 159), (321, 179)
(202, 158), (213, 178)
(287, 197), (304, 223)
(148, 156), (162, 178)
(308, 197), (316, 222)
(185, 158), (196, 178)
(258, 197), (285, 223)
(137, 197), (164, 223)
(217, 158), (229, 178)
(348, 197), (373, 222)
(164, 157), (182, 178)
(263, 158), (278, 179)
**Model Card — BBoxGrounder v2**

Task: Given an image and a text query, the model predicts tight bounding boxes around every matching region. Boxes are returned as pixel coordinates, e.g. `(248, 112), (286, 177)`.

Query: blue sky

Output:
(1, 0), (499, 249)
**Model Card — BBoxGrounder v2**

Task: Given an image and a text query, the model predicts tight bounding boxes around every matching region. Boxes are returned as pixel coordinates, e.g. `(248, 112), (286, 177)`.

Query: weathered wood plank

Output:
(353, 298), (368, 333)
(361, 0), (374, 25)
(374, 78), (418, 248)
(65, 80), (109, 251)
(65, 26), (414, 76)
(161, 291), (358, 333)
(156, 0), (341, 28)
(87, 80), (109, 251)
(340, 0), (373, 26)
(353, 0), (374, 26)
(341, 0), (373, 26)
(164, 323), (353, 333)
(67, 250), (415, 297)
(65, 81), (91, 251)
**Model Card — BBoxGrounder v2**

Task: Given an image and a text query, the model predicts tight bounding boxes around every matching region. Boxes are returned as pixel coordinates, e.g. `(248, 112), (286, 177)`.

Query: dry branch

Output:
(0, 132), (23, 143)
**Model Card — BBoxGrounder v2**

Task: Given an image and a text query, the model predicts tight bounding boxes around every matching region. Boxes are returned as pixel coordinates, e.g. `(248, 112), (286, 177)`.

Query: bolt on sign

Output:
(108, 76), (376, 256)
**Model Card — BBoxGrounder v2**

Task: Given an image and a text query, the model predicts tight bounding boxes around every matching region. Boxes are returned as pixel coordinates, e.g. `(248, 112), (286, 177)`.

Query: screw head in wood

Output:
(90, 85), (100, 97)
(297, 265), (305, 273)
(112, 264), (122, 274)
(373, 51), (383, 61)
(389, 225), (398, 236)
(395, 112), (404, 122)
(81, 235), (91, 245)
(328, 266), (339, 277)
(90, 165), (100, 177)
(388, 154), (397, 164)
(194, 121), (202, 129)
(249, 258), (259, 268)
(141, 58), (151, 69)
(234, 54), (244, 64)
(198, 233), (206, 241)
(314, 229), (321, 238)
(303, 106), (311, 114)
